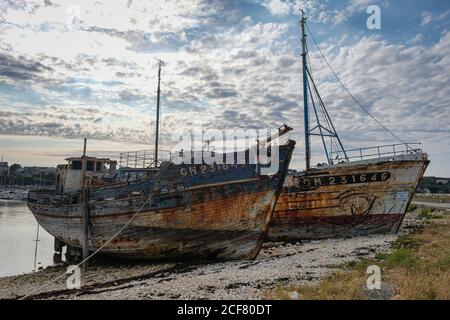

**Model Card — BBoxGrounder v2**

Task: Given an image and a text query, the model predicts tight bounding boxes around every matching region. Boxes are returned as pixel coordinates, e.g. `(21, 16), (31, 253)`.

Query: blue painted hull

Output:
(28, 141), (296, 260)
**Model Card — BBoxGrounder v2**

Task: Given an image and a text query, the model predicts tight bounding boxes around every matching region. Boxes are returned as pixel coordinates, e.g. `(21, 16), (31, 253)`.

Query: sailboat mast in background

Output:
(154, 59), (164, 167)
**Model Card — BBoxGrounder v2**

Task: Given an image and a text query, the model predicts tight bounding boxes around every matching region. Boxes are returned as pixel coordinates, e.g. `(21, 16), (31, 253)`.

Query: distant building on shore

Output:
(0, 164), (56, 187)
(0, 162), (9, 176)
(15, 166), (56, 178)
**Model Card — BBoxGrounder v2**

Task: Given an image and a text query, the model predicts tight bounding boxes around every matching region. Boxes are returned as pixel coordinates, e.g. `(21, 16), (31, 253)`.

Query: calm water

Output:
(0, 200), (55, 277)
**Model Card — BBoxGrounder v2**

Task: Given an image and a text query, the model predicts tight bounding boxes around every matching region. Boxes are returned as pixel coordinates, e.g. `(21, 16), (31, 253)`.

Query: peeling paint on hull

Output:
(268, 152), (429, 241)
(269, 214), (403, 240)
(29, 190), (272, 260)
(28, 141), (296, 260)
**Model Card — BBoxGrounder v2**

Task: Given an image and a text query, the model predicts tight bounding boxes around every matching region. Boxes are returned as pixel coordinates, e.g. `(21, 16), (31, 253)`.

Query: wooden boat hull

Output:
(28, 141), (295, 260)
(268, 152), (429, 241)
(29, 188), (274, 260)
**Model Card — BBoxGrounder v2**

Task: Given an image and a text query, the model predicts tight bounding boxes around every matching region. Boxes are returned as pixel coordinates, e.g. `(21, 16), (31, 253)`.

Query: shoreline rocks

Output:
(0, 212), (424, 300)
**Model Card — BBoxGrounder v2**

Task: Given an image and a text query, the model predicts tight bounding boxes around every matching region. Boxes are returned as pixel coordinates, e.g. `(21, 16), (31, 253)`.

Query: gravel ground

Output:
(0, 211), (425, 300)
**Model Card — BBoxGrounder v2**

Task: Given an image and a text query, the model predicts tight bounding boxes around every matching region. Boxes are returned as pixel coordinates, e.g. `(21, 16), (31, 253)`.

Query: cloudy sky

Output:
(0, 0), (449, 175)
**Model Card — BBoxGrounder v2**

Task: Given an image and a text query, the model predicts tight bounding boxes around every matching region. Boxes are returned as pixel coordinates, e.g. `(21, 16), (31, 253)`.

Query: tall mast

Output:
(301, 11), (311, 171)
(154, 59), (164, 166)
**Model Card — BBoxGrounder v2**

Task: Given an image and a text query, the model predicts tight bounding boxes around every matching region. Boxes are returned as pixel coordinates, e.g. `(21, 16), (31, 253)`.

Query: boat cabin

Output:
(56, 157), (117, 194)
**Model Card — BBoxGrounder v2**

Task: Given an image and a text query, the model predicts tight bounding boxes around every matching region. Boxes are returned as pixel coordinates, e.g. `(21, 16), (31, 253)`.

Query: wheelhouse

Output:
(56, 157), (117, 194)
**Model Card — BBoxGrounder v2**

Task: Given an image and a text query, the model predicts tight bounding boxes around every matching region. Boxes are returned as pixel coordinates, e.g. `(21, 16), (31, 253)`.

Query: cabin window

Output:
(70, 160), (82, 170)
(86, 160), (94, 171)
(96, 161), (102, 172)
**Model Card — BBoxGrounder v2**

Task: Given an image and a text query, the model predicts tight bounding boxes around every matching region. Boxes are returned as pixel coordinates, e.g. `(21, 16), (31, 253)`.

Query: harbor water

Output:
(0, 200), (54, 277)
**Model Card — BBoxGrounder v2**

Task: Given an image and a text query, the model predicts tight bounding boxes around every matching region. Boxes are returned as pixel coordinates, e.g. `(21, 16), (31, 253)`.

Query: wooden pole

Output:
(154, 59), (164, 167)
(81, 138), (90, 270)
(33, 224), (40, 270)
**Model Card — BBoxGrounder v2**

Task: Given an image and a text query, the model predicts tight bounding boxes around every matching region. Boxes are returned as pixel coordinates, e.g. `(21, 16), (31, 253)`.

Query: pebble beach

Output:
(0, 211), (424, 300)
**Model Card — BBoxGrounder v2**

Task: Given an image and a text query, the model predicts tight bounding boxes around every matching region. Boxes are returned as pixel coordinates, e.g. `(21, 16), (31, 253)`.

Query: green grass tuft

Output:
(418, 208), (443, 220)
(408, 203), (418, 212)
(394, 234), (420, 249)
(385, 247), (416, 269)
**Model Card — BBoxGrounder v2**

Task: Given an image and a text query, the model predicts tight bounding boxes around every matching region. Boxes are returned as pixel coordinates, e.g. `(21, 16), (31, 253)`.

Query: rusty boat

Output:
(27, 126), (295, 261)
(268, 12), (429, 241)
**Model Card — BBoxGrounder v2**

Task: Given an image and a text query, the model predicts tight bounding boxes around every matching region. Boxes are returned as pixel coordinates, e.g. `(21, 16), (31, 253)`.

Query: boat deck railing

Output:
(119, 149), (172, 170)
(330, 143), (423, 163)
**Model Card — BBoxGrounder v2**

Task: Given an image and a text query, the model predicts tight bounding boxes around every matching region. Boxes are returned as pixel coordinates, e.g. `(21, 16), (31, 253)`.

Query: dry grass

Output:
(417, 208), (444, 220)
(268, 211), (450, 300)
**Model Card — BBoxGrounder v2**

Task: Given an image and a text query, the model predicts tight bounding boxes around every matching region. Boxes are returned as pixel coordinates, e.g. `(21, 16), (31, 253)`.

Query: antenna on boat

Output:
(154, 59), (165, 167)
(300, 10), (348, 169)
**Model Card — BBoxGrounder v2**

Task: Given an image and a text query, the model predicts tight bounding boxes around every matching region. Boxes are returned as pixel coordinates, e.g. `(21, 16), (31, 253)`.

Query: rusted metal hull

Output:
(268, 152), (429, 241)
(28, 141), (295, 260)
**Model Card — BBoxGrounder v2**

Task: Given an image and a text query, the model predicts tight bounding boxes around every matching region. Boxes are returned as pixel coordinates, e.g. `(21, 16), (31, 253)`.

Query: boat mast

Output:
(301, 11), (311, 171)
(81, 138), (90, 270)
(154, 59), (164, 167)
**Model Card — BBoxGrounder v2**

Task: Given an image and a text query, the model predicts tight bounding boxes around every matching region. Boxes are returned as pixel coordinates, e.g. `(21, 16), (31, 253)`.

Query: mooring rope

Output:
(19, 194), (153, 300)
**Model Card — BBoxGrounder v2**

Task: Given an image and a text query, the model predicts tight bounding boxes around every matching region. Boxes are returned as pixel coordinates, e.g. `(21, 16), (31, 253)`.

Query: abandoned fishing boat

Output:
(27, 126), (295, 261)
(267, 12), (429, 241)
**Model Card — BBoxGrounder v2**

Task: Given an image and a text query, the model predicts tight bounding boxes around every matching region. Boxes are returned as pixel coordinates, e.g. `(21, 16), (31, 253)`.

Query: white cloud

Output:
(294, 0), (348, 25)
(0, 1), (449, 175)
(3, 0), (207, 33)
(346, 0), (374, 15)
(293, 0), (386, 25)
(406, 33), (424, 46)
(302, 31), (450, 172)
(421, 10), (450, 26)
(265, 0), (292, 16)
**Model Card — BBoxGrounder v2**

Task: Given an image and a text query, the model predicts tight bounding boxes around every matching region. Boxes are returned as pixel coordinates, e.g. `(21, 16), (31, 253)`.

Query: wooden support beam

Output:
(81, 138), (90, 270)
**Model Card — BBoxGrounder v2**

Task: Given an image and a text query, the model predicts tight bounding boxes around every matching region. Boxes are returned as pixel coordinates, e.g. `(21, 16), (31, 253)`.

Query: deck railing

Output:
(119, 149), (172, 169)
(330, 143), (422, 163)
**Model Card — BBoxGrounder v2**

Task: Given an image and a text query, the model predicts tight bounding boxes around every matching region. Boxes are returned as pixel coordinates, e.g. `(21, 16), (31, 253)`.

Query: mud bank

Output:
(0, 211), (425, 300)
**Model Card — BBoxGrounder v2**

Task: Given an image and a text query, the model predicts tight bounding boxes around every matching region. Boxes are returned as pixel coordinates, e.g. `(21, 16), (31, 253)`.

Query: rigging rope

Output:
(305, 22), (407, 145)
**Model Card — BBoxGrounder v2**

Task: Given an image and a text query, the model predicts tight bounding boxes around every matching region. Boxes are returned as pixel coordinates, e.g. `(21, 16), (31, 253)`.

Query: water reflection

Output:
(0, 200), (55, 277)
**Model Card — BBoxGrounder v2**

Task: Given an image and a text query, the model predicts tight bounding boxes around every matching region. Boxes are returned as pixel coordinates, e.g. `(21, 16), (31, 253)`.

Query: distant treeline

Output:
(418, 176), (450, 194)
